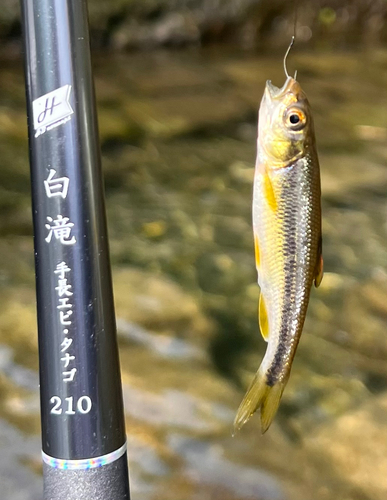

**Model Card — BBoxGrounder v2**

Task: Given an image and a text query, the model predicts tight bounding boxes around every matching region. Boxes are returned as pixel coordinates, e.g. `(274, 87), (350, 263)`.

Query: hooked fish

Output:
(234, 55), (323, 434)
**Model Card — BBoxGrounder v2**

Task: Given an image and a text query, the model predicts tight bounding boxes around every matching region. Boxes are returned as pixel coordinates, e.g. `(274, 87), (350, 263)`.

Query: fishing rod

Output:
(20, 0), (130, 498)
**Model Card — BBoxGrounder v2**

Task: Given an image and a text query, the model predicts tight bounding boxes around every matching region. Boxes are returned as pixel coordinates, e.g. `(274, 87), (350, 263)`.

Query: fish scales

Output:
(257, 154), (320, 386)
(235, 76), (322, 433)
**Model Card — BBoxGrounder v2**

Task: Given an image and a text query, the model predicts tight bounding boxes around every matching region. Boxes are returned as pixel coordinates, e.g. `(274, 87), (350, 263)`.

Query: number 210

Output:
(50, 395), (92, 415)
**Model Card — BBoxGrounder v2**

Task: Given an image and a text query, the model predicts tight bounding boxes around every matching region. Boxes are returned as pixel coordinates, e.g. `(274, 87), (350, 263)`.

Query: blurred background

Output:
(1, 1), (387, 499)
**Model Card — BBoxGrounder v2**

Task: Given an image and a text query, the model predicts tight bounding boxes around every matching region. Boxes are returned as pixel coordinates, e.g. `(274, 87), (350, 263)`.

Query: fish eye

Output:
(284, 107), (307, 131)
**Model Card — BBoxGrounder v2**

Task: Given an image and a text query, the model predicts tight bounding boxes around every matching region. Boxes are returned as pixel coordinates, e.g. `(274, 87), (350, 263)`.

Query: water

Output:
(0, 46), (386, 499)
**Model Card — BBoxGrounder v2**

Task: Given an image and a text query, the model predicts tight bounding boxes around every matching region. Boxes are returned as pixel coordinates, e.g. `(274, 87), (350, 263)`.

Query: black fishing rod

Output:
(20, 1), (130, 498)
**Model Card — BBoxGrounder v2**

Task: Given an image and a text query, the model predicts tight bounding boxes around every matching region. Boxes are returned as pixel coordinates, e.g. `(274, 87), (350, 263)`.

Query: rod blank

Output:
(20, 0), (130, 497)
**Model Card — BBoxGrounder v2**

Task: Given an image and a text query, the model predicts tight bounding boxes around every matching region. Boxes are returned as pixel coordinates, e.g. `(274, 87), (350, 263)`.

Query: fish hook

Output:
(284, 0), (299, 80)
(283, 35), (297, 80)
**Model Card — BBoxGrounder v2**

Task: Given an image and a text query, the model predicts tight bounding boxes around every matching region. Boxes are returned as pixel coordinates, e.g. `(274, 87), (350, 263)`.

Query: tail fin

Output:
(234, 370), (287, 434)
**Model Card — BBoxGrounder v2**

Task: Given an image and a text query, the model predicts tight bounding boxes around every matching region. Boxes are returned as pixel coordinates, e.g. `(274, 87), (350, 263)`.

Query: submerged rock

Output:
(167, 434), (285, 500)
(113, 267), (215, 339)
(0, 419), (41, 500)
(305, 393), (387, 500)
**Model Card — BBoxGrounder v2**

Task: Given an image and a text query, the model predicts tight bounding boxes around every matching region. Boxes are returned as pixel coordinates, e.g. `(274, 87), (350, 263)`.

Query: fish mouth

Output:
(265, 77), (300, 100)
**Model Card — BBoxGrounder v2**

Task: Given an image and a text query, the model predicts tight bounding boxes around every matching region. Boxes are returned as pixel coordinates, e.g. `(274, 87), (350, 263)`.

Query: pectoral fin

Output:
(259, 294), (269, 341)
(314, 238), (323, 288)
(263, 173), (277, 211)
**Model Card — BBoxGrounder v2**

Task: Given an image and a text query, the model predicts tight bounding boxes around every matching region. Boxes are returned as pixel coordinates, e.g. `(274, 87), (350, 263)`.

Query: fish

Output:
(234, 73), (323, 434)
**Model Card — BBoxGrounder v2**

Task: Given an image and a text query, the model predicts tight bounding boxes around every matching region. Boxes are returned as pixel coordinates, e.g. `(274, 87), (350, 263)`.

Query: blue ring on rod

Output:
(42, 441), (127, 470)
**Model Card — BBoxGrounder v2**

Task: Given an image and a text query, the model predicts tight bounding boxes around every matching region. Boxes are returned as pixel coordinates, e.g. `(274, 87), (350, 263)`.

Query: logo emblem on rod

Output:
(33, 84), (73, 138)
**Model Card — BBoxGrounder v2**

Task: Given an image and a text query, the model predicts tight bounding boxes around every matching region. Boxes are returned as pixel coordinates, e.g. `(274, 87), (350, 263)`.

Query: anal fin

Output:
(259, 294), (269, 342)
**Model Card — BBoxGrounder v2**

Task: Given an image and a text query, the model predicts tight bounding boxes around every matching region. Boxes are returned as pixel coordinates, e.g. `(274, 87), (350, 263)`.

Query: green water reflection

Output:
(0, 47), (386, 499)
